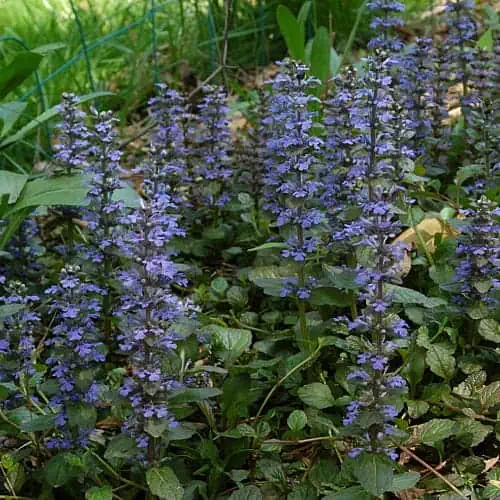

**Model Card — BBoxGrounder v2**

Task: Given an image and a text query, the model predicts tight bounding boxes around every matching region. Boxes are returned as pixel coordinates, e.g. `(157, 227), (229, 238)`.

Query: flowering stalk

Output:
(193, 85), (232, 209)
(45, 265), (106, 449)
(84, 108), (125, 340)
(367, 0), (405, 53)
(148, 84), (191, 208)
(53, 93), (91, 253)
(117, 144), (186, 465)
(454, 197), (500, 313)
(265, 61), (324, 350)
(337, 53), (411, 459)
(445, 0), (477, 127)
(0, 281), (40, 405)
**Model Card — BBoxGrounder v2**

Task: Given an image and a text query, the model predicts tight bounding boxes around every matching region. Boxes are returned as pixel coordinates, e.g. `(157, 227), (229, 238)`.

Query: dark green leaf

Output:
(45, 454), (79, 487)
(169, 387), (222, 404)
(85, 485), (112, 500)
(387, 285), (447, 308)
(20, 414), (57, 432)
(0, 52), (43, 100)
(0, 170), (29, 203)
(298, 383), (335, 409)
(277, 5), (305, 60)
(412, 418), (456, 446)
(310, 26), (331, 83)
(287, 410), (307, 431)
(478, 319), (500, 343)
(104, 434), (137, 461)
(229, 485), (264, 500)
(391, 471), (421, 492)
(146, 467), (183, 500)
(0, 102), (28, 138)
(351, 453), (394, 497)
(426, 344), (456, 380)
(210, 326), (252, 366)
(323, 486), (372, 500)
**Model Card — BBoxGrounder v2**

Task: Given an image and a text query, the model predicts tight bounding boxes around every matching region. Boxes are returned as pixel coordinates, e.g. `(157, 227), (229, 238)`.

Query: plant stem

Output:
(255, 344), (321, 418)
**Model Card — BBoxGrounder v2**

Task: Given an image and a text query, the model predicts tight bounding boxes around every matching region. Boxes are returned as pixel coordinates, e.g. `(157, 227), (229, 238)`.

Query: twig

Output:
(396, 443), (468, 499)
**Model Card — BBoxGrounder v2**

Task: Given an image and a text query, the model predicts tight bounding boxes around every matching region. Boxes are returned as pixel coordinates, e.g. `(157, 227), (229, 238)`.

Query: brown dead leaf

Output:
(484, 456), (499, 473)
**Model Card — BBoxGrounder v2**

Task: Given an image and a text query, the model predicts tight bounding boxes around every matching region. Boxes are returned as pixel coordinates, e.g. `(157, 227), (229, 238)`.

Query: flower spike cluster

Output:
(116, 144), (187, 460)
(44, 265), (106, 449)
(367, 0), (405, 53)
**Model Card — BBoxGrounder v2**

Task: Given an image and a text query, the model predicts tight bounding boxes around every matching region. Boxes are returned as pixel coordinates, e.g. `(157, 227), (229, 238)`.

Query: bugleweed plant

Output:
(0, 1), (499, 499)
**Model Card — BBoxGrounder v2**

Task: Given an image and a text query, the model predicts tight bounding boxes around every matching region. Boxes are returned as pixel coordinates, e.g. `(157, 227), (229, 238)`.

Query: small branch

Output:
(396, 443), (468, 499)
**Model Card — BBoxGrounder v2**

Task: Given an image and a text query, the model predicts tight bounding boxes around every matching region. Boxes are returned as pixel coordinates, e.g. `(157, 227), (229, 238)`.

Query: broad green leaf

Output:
(248, 265), (295, 297)
(391, 471), (421, 492)
(412, 418), (456, 446)
(310, 26), (331, 83)
(310, 287), (352, 307)
(9, 174), (140, 212)
(477, 29), (493, 51)
(248, 242), (288, 252)
(298, 383), (335, 409)
(0, 102), (27, 138)
(229, 485), (264, 500)
(168, 387), (222, 404)
(45, 454), (80, 487)
(387, 284), (447, 308)
(287, 484), (316, 500)
(20, 414), (57, 432)
(297, 1), (312, 27)
(407, 400), (429, 418)
(426, 344), (456, 380)
(323, 264), (359, 290)
(277, 5), (305, 60)
(0, 170), (29, 203)
(144, 418), (169, 438)
(478, 319), (500, 343)
(0, 303), (24, 318)
(323, 486), (372, 500)
(104, 434), (137, 461)
(351, 453), (394, 497)
(210, 276), (229, 296)
(330, 47), (342, 76)
(85, 485), (112, 500)
(146, 467), (183, 500)
(67, 403), (97, 430)
(210, 326), (252, 366)
(287, 410), (307, 431)
(479, 381), (500, 411)
(0, 92), (113, 149)
(455, 418), (492, 447)
(0, 52), (43, 100)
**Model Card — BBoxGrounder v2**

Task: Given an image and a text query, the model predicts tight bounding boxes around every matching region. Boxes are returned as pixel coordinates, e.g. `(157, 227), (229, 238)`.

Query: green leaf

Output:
(104, 434), (137, 461)
(210, 326), (252, 366)
(310, 287), (352, 307)
(210, 277), (229, 297)
(323, 264), (359, 290)
(310, 27), (331, 83)
(0, 52), (43, 100)
(277, 5), (305, 60)
(146, 467), (183, 500)
(297, 1), (312, 28)
(0, 92), (113, 149)
(412, 418), (456, 446)
(0, 102), (28, 138)
(229, 485), (264, 500)
(85, 485), (112, 500)
(478, 319), (500, 343)
(298, 383), (335, 409)
(45, 454), (80, 487)
(248, 266), (295, 297)
(20, 414), (56, 432)
(479, 381), (500, 411)
(477, 29), (493, 51)
(0, 303), (24, 318)
(391, 471), (421, 492)
(323, 486), (372, 500)
(32, 43), (67, 54)
(387, 285), (447, 308)
(330, 47), (342, 76)
(351, 453), (394, 497)
(426, 344), (456, 380)
(287, 410), (307, 431)
(455, 418), (492, 447)
(9, 174), (139, 212)
(67, 403), (97, 430)
(168, 387), (222, 404)
(0, 170), (29, 203)
(248, 242), (288, 252)
(407, 400), (429, 418)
